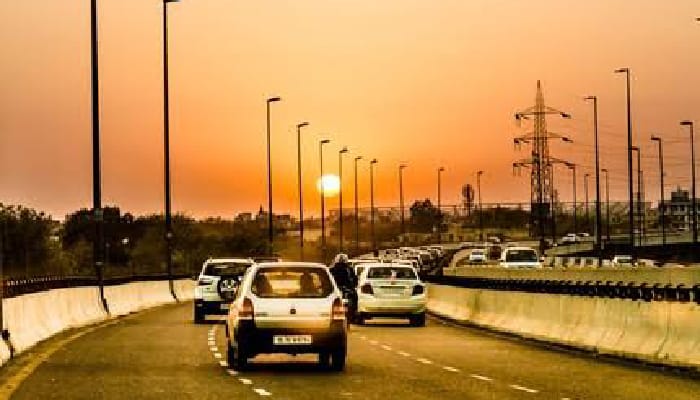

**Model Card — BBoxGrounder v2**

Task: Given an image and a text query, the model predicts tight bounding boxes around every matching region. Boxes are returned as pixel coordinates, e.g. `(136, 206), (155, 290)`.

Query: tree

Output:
(410, 199), (444, 233)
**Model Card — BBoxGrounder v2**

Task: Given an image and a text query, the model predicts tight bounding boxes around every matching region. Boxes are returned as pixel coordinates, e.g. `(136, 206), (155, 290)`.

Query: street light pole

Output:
(399, 164), (407, 237)
(567, 163), (577, 235)
(681, 120), (697, 245)
(651, 135), (666, 246)
(319, 139), (330, 260)
(477, 170), (484, 241)
(614, 68), (635, 258)
(437, 167), (445, 243)
(584, 95), (602, 264)
(296, 122), (309, 260)
(602, 168), (611, 242)
(370, 159), (378, 254)
(631, 146), (642, 247)
(266, 96), (281, 255)
(338, 147), (349, 252)
(584, 173), (590, 233)
(354, 156), (362, 254)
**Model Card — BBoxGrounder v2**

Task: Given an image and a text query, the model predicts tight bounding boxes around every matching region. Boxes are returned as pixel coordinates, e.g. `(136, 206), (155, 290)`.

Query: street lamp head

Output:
(477, 170), (484, 176)
(297, 122), (309, 129)
(630, 145), (639, 152)
(566, 162), (575, 169)
(651, 135), (661, 142)
(320, 139), (331, 145)
(562, 137), (573, 143)
(355, 156), (363, 161)
(614, 67), (629, 73)
(560, 112), (571, 119)
(164, 0), (180, 3)
(399, 164), (407, 170)
(438, 167), (445, 172)
(601, 168), (608, 173)
(583, 95), (596, 101)
(680, 120), (694, 127)
(267, 96), (282, 103)
(340, 146), (349, 154)
(371, 159), (378, 165)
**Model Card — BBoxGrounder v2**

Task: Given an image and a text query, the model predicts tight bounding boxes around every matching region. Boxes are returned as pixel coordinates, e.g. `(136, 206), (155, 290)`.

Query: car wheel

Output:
(194, 309), (205, 324)
(354, 313), (365, 325)
(318, 352), (331, 368)
(330, 347), (346, 371)
(409, 313), (426, 327)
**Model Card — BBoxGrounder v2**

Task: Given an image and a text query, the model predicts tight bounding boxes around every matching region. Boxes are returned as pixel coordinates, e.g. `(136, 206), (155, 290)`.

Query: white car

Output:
(356, 263), (427, 326)
(194, 258), (254, 323)
(225, 262), (347, 371)
(391, 259), (420, 273)
(499, 247), (541, 268)
(468, 249), (487, 264)
(560, 233), (579, 245)
(611, 255), (635, 267)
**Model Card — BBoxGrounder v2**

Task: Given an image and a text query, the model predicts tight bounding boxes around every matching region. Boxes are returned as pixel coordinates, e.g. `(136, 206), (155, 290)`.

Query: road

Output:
(3, 302), (699, 400)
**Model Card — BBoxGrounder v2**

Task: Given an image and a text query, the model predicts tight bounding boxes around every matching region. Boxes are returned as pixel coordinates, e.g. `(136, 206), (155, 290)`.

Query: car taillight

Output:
(412, 285), (425, 296)
(198, 277), (213, 286)
(332, 298), (346, 320)
(237, 298), (254, 320)
(360, 284), (374, 295)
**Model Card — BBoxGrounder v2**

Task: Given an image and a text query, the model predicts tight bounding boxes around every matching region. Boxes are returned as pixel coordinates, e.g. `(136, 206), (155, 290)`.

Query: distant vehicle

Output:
(417, 250), (433, 266)
(194, 258), (254, 323)
(560, 233), (579, 245)
(499, 247), (541, 268)
(225, 262), (347, 371)
(392, 259), (420, 273)
(611, 255), (635, 267)
(487, 236), (502, 244)
(382, 248), (400, 259)
(356, 263), (427, 326)
(487, 245), (503, 260)
(252, 256), (282, 263)
(468, 249), (487, 264)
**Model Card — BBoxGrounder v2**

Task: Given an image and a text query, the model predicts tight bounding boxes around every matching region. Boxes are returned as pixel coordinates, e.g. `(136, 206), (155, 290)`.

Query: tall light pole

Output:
(614, 68), (635, 258)
(90, 0), (105, 308)
(319, 139), (331, 260)
(338, 146), (349, 252)
(354, 156), (362, 253)
(602, 168), (611, 242)
(296, 122), (309, 259)
(399, 164), (407, 237)
(265, 96), (281, 255)
(631, 146), (642, 247)
(477, 170), (484, 241)
(162, 0), (179, 298)
(584, 173), (590, 233)
(651, 135), (666, 246)
(584, 95), (602, 263)
(370, 159), (378, 254)
(437, 167), (445, 243)
(567, 163), (577, 235)
(681, 120), (697, 245)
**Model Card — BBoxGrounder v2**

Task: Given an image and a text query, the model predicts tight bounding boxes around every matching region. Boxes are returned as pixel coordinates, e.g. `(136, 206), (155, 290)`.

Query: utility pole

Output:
(338, 147), (349, 252)
(296, 122), (309, 260)
(631, 146), (641, 247)
(681, 121), (697, 246)
(567, 163), (577, 235)
(614, 68), (634, 259)
(584, 95), (602, 264)
(319, 139), (330, 261)
(651, 135), (666, 246)
(584, 173), (590, 233)
(354, 156), (362, 254)
(370, 159), (378, 254)
(477, 170), (484, 241)
(399, 164), (407, 237)
(602, 168), (611, 242)
(265, 96), (281, 255)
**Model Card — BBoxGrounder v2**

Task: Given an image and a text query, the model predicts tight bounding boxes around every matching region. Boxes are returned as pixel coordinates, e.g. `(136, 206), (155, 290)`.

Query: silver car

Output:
(225, 262), (347, 371)
(194, 258), (254, 323)
(356, 263), (427, 326)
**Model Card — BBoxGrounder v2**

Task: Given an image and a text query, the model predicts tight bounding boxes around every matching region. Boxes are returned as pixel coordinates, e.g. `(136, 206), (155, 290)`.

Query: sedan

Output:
(356, 263), (427, 326)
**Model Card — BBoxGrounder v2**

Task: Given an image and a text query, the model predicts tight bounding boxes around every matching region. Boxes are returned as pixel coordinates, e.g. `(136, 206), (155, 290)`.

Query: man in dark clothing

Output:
(329, 253), (358, 322)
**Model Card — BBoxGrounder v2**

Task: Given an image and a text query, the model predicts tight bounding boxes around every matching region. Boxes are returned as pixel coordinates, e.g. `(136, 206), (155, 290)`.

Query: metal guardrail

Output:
(425, 275), (700, 304)
(2, 274), (192, 299)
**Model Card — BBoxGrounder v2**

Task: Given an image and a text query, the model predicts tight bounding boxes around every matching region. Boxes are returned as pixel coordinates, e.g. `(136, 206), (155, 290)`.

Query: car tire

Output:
(194, 309), (205, 324)
(409, 313), (426, 327)
(318, 352), (331, 369)
(330, 347), (346, 371)
(354, 313), (365, 325)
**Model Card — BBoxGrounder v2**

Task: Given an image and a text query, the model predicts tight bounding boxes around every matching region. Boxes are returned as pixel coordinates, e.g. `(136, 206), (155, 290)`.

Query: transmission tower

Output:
(513, 81), (572, 253)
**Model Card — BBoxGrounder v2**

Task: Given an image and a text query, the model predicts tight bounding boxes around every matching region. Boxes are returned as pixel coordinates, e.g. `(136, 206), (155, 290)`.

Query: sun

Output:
(316, 174), (341, 198)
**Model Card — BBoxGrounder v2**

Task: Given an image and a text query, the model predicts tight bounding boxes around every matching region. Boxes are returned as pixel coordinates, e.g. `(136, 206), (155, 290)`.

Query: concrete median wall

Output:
(0, 279), (194, 367)
(427, 284), (700, 370)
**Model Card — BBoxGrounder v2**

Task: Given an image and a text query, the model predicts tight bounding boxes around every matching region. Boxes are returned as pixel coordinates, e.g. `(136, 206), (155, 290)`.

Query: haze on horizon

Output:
(1, 0), (699, 220)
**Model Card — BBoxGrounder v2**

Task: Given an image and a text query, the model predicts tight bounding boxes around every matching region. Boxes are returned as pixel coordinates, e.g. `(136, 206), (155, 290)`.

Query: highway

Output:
(2, 301), (699, 399)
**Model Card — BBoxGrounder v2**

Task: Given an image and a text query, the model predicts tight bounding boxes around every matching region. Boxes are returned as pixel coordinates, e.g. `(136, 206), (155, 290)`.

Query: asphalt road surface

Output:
(3, 302), (700, 399)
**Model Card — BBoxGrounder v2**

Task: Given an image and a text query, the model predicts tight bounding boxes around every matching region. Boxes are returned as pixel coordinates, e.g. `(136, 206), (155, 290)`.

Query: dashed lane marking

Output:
(213, 352), (222, 359)
(380, 345), (393, 351)
(416, 358), (433, 365)
(210, 346), (218, 352)
(254, 388), (272, 396)
(219, 361), (228, 368)
(509, 384), (539, 394)
(443, 366), (460, 373)
(397, 351), (411, 357)
(239, 378), (253, 385)
(226, 369), (238, 376)
(369, 340), (378, 345)
(470, 374), (493, 382)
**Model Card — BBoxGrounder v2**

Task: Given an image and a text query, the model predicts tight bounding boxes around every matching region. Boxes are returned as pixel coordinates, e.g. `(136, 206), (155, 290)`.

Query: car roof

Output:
(504, 246), (536, 252)
(255, 262), (327, 268)
(206, 258), (253, 263)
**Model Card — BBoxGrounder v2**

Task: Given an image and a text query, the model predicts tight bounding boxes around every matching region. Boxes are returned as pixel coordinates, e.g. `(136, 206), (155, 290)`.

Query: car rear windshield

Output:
(367, 266), (416, 280)
(204, 262), (252, 277)
(251, 266), (333, 298)
(505, 250), (537, 262)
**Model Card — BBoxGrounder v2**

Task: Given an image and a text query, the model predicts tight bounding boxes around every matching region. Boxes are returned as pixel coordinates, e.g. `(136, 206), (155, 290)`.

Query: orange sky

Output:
(2, 1), (700, 219)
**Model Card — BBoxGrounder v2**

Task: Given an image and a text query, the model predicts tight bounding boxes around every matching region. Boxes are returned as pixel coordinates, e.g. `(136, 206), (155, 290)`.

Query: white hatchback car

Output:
(499, 247), (541, 268)
(468, 249), (487, 264)
(356, 263), (427, 326)
(225, 262), (347, 371)
(194, 258), (254, 323)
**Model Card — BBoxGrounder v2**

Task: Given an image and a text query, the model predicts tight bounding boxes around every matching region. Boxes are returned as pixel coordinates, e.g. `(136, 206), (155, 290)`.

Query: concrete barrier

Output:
(0, 278), (193, 367)
(427, 283), (700, 370)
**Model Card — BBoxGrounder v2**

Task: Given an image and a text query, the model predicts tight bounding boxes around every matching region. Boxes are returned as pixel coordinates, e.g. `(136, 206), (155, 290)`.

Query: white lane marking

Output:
(369, 340), (378, 345)
(239, 378), (253, 385)
(381, 345), (393, 351)
(360, 335), (367, 340)
(397, 351), (411, 357)
(213, 352), (222, 359)
(253, 388), (272, 396)
(219, 360), (228, 367)
(443, 366), (460, 373)
(210, 346), (218, 352)
(416, 358), (433, 365)
(470, 374), (493, 382)
(509, 384), (539, 394)
(227, 369), (239, 376)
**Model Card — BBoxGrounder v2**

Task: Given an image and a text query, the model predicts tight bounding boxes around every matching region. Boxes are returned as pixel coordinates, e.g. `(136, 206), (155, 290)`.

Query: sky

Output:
(1, 0), (700, 220)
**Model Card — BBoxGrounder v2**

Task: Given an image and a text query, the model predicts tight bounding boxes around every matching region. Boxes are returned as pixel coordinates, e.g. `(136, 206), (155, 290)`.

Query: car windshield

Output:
(472, 250), (485, 255)
(505, 250), (538, 262)
(367, 266), (417, 280)
(251, 266), (333, 298)
(204, 262), (252, 277)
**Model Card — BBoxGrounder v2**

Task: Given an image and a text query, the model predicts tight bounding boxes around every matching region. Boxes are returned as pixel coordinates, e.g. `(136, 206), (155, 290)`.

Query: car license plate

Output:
(273, 335), (312, 345)
(220, 303), (230, 310)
